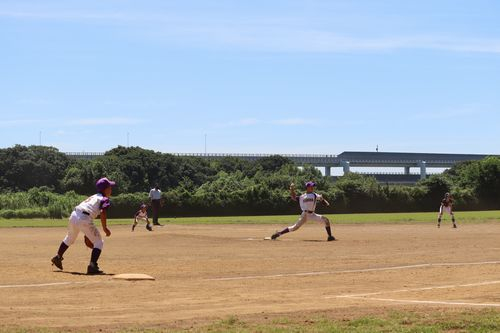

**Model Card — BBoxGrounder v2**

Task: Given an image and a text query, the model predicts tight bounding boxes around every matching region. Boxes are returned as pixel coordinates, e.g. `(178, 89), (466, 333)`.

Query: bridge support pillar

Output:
(418, 161), (427, 180)
(404, 166), (411, 175)
(325, 166), (331, 177)
(341, 161), (350, 175)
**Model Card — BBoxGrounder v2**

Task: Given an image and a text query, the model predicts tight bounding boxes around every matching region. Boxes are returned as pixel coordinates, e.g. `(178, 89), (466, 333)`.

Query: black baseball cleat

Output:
(87, 262), (104, 275)
(453, 224), (457, 228)
(437, 224), (440, 228)
(51, 255), (63, 270)
(271, 232), (280, 240)
(327, 235), (336, 242)
(146, 224), (153, 231)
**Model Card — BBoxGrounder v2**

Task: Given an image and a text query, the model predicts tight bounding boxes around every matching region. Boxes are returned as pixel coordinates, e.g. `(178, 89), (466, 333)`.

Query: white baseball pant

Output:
(438, 205), (453, 217)
(288, 212), (330, 232)
(63, 211), (104, 249)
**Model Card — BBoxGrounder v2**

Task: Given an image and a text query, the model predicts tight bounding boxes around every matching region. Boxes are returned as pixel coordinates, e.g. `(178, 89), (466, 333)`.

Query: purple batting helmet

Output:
(96, 177), (116, 192)
(305, 181), (316, 188)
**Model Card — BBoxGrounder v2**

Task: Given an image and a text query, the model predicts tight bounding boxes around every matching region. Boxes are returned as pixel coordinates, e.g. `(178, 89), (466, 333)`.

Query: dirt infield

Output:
(1, 221), (500, 331)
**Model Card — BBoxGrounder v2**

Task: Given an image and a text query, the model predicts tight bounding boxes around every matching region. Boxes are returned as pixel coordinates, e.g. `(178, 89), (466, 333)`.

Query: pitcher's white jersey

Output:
(296, 192), (323, 212)
(75, 193), (111, 219)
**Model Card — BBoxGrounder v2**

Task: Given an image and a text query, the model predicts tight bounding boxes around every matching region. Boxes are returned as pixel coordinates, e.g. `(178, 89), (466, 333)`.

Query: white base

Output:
(112, 273), (155, 281)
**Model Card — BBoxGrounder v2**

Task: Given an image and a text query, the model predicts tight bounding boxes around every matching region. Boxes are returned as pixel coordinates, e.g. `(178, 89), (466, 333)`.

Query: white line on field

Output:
(206, 260), (500, 281)
(342, 296), (500, 308)
(0, 281), (88, 289)
(328, 280), (500, 299)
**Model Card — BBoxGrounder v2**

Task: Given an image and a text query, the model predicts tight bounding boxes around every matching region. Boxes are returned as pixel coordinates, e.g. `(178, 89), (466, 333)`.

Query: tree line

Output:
(0, 145), (499, 218)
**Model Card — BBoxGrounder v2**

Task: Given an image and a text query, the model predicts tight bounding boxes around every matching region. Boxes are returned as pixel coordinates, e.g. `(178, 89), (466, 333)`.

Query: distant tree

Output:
(255, 155), (294, 172)
(0, 145), (70, 192)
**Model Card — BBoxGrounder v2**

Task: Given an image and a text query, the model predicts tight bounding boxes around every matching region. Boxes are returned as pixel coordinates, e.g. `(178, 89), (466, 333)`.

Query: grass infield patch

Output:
(0, 210), (499, 228)
(2, 310), (500, 332)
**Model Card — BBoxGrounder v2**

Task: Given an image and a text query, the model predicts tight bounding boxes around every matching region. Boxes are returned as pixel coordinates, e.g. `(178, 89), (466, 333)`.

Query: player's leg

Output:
(132, 218), (137, 231)
(310, 213), (335, 241)
(437, 206), (443, 228)
(449, 210), (457, 228)
(81, 222), (105, 274)
(51, 212), (79, 270)
(271, 213), (307, 239)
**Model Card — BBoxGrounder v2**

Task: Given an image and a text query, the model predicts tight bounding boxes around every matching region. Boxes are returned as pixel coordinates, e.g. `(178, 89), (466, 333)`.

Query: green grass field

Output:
(1, 210), (499, 228)
(173, 310), (500, 333)
(2, 310), (500, 332)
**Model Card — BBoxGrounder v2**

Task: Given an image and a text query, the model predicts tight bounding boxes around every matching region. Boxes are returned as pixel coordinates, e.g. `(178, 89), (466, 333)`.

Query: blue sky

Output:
(1, 0), (499, 155)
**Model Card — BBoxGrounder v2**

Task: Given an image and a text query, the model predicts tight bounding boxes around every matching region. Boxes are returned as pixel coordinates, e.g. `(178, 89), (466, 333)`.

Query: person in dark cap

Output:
(270, 181), (335, 241)
(438, 192), (457, 228)
(51, 177), (115, 275)
(132, 203), (152, 232)
(149, 184), (162, 226)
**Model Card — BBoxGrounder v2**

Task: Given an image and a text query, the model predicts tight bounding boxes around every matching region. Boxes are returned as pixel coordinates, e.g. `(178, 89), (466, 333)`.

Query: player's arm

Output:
(100, 209), (111, 237)
(289, 183), (297, 201)
(100, 198), (112, 237)
(318, 194), (330, 206)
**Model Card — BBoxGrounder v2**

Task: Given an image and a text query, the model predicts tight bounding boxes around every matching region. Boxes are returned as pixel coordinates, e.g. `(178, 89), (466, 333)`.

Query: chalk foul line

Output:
(330, 280), (500, 299)
(342, 296), (500, 308)
(327, 279), (500, 308)
(0, 281), (88, 289)
(206, 260), (500, 281)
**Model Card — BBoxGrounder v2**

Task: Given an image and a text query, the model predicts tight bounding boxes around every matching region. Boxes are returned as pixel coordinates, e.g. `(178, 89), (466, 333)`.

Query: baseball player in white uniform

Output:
(51, 177), (115, 275)
(438, 192), (457, 228)
(270, 181), (335, 241)
(133, 204), (152, 231)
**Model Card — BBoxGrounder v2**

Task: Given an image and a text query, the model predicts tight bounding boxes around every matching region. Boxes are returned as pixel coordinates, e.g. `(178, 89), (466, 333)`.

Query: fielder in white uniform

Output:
(51, 177), (115, 275)
(438, 192), (457, 228)
(271, 181), (335, 241)
(133, 204), (152, 231)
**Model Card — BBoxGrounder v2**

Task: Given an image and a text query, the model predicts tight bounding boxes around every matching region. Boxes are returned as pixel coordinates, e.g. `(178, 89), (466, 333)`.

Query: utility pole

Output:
(127, 132), (130, 147)
(39, 131), (42, 146)
(204, 134), (207, 155)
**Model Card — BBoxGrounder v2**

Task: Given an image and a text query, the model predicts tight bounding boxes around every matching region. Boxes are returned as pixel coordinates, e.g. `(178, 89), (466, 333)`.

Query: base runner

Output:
(270, 181), (335, 241)
(51, 177), (115, 275)
(438, 192), (457, 228)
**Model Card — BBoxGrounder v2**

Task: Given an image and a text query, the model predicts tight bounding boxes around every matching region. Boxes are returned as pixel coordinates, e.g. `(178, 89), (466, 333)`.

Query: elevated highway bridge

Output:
(65, 151), (492, 184)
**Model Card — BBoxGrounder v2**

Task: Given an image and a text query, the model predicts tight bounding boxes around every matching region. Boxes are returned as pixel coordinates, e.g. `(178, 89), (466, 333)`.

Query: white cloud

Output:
(212, 118), (259, 128)
(272, 118), (314, 126)
(212, 117), (321, 129)
(0, 118), (43, 127)
(412, 105), (490, 120)
(70, 117), (144, 126)
(2, 7), (500, 54)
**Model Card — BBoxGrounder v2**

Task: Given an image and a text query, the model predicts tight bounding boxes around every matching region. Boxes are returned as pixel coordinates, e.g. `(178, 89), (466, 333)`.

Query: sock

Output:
(57, 242), (69, 258)
(438, 218), (441, 224)
(90, 248), (102, 265)
(325, 226), (332, 237)
(279, 227), (290, 235)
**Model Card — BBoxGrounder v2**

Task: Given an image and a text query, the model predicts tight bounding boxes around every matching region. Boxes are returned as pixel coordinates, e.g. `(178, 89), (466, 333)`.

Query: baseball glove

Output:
(84, 235), (94, 249)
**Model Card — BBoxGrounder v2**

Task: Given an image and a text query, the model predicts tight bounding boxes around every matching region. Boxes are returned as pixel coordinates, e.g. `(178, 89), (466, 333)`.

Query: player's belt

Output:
(303, 210), (315, 214)
(75, 209), (90, 216)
